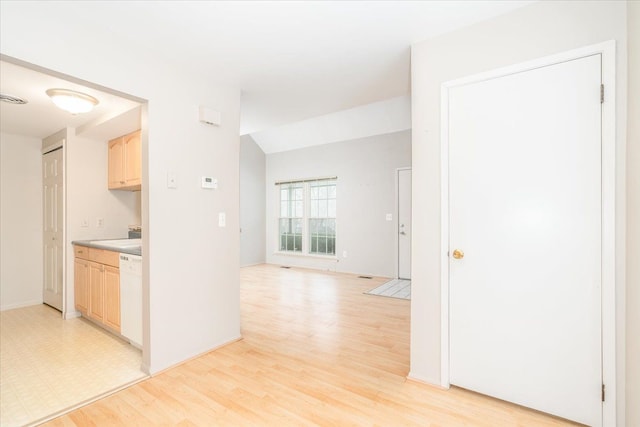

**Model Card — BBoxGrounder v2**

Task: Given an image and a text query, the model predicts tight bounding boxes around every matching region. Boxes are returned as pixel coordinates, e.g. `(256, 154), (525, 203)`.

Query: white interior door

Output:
(448, 55), (602, 426)
(43, 147), (64, 311)
(398, 169), (411, 279)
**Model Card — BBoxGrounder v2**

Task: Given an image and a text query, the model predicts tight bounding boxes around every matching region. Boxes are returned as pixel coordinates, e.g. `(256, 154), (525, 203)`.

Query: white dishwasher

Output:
(119, 253), (142, 348)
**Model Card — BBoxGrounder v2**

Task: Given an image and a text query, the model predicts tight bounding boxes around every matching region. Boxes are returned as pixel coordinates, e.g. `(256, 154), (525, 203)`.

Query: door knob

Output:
(452, 249), (464, 259)
(400, 231), (406, 235)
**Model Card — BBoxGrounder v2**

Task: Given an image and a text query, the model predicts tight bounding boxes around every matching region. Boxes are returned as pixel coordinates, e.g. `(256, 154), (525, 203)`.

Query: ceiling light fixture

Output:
(46, 88), (99, 114)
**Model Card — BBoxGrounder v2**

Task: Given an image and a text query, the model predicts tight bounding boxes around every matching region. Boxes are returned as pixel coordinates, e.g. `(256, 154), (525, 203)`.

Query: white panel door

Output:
(398, 169), (411, 279)
(448, 55), (602, 426)
(43, 147), (64, 311)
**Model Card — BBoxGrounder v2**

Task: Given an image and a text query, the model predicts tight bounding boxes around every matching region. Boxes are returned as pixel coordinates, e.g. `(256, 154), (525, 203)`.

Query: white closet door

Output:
(448, 54), (602, 426)
(43, 147), (63, 311)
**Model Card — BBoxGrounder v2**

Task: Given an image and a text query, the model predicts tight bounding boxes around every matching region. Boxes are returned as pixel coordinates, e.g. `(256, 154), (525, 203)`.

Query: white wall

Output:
(240, 135), (266, 267)
(410, 0), (629, 422)
(0, 132), (43, 310)
(64, 131), (140, 315)
(0, 2), (241, 374)
(265, 130), (411, 277)
(626, 1), (639, 425)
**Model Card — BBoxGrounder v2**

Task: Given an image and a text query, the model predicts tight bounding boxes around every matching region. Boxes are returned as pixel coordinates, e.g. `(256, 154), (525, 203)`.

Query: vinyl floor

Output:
(0, 304), (146, 427)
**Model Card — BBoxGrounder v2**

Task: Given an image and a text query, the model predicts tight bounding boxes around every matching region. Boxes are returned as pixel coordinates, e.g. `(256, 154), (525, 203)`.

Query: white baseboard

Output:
(140, 362), (151, 375)
(147, 335), (243, 376)
(240, 262), (266, 268)
(0, 299), (43, 311)
(64, 310), (82, 319)
(264, 262), (390, 280)
(407, 371), (446, 389)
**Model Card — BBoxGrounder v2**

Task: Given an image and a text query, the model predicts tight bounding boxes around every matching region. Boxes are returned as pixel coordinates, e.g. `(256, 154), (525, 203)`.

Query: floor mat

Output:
(364, 278), (410, 300)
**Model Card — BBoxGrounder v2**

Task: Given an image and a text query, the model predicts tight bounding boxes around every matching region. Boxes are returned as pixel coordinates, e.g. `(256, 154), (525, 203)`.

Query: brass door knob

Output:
(452, 249), (464, 259)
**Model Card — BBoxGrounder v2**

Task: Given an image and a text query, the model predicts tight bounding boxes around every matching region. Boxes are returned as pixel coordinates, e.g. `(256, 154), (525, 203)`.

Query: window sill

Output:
(273, 251), (338, 261)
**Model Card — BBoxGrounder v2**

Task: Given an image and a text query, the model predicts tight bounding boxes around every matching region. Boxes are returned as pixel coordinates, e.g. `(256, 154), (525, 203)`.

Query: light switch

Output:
(386, 213), (393, 221)
(167, 172), (177, 189)
(218, 212), (226, 227)
(81, 219), (89, 228)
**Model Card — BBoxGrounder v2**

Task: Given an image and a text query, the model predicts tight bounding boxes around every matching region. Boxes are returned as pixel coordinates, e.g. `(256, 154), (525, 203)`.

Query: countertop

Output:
(72, 239), (142, 257)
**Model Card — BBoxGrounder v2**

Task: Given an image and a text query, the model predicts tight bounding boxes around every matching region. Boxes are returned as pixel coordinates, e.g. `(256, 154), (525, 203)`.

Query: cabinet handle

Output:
(120, 180), (126, 184)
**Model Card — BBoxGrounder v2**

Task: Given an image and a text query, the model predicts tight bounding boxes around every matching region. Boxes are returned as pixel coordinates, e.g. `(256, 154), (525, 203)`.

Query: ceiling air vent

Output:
(0, 93), (28, 104)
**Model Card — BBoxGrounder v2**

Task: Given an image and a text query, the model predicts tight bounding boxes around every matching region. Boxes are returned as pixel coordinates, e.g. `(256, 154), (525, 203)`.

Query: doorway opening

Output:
(0, 55), (150, 426)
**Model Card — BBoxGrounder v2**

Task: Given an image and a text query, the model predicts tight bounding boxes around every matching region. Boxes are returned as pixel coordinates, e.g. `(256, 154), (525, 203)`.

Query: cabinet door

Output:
(88, 261), (104, 322)
(74, 258), (89, 314)
(124, 131), (141, 188)
(108, 137), (125, 189)
(104, 265), (121, 332)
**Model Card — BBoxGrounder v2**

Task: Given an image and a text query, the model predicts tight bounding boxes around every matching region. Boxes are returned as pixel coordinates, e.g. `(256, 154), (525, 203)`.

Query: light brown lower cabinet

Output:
(74, 258), (89, 313)
(88, 261), (105, 323)
(74, 245), (120, 333)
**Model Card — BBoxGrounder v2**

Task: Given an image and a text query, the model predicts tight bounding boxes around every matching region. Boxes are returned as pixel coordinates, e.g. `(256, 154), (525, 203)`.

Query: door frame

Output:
(440, 41), (617, 425)
(396, 167), (412, 279)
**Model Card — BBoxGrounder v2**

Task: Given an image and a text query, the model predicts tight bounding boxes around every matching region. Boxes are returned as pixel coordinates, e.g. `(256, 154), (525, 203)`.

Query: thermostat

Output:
(201, 176), (218, 189)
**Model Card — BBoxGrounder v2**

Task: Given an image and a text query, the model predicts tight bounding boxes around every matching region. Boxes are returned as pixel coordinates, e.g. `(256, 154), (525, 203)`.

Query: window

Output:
(277, 178), (337, 256)
(309, 180), (336, 255)
(279, 183), (303, 252)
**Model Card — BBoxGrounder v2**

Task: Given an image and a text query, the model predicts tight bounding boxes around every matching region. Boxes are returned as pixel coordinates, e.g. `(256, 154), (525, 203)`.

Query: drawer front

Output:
(74, 245), (89, 260)
(89, 248), (120, 267)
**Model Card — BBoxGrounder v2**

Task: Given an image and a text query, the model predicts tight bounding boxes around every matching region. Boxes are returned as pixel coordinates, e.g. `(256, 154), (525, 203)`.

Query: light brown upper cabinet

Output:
(108, 130), (141, 191)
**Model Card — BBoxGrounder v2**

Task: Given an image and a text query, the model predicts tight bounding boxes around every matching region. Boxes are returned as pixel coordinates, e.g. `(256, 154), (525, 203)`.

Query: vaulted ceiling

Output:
(1, 1), (533, 151)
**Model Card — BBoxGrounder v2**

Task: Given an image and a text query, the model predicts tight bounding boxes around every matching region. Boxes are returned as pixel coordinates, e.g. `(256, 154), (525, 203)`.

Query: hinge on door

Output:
(601, 84), (605, 104)
(602, 383), (605, 402)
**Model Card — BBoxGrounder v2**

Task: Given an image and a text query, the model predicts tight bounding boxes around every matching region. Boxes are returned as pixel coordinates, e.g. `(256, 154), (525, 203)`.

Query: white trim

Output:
(272, 251), (338, 261)
(599, 40), (617, 427)
(274, 175), (337, 186)
(440, 84), (450, 389)
(64, 310), (81, 320)
(62, 136), (67, 316)
(240, 262), (267, 268)
(0, 300), (44, 311)
(440, 40), (617, 426)
(395, 167), (412, 280)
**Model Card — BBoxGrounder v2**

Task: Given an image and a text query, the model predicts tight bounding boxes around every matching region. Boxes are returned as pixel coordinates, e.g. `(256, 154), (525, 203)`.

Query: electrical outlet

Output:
(343, 250), (348, 258)
(96, 218), (104, 227)
(218, 212), (226, 227)
(386, 213), (393, 221)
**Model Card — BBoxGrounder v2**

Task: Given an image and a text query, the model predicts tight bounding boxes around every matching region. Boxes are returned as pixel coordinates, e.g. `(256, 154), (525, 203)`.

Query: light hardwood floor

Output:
(44, 264), (579, 426)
